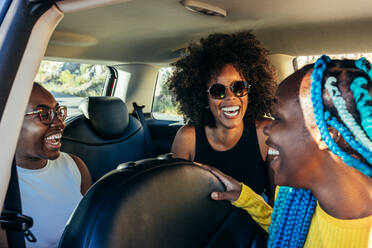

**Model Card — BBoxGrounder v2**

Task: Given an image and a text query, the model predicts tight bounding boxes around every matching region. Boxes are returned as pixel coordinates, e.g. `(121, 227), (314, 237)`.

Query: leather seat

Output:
(59, 156), (267, 248)
(61, 96), (150, 182)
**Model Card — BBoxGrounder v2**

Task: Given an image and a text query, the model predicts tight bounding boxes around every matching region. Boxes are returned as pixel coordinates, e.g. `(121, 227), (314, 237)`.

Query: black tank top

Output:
(194, 122), (269, 195)
(194, 122), (269, 247)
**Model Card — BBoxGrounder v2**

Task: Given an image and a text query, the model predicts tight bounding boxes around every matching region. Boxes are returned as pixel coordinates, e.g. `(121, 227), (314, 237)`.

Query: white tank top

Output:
(17, 152), (83, 248)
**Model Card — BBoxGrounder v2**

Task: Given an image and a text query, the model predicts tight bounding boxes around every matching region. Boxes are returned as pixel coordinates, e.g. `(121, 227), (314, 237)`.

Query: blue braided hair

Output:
(311, 55), (371, 176)
(353, 58), (372, 140)
(324, 77), (372, 152)
(268, 187), (316, 248)
(268, 55), (372, 248)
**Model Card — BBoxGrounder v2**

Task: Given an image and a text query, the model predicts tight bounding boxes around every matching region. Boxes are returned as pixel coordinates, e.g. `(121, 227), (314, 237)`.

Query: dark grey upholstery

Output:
(59, 157), (267, 248)
(61, 96), (150, 182)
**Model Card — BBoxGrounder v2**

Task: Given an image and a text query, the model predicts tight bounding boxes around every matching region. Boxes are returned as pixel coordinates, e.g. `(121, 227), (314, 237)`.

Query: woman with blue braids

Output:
(197, 56), (372, 247)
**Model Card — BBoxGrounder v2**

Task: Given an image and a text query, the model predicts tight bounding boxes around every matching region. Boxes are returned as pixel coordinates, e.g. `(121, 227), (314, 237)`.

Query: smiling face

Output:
(207, 64), (249, 129)
(15, 84), (65, 169)
(264, 68), (322, 188)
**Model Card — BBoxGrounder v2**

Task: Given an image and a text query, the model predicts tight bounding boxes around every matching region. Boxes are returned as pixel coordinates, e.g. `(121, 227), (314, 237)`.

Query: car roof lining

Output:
(47, 0), (372, 64)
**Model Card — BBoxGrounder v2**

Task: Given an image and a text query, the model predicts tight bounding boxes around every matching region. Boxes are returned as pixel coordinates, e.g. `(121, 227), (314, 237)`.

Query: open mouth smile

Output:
(44, 132), (62, 149)
(221, 105), (240, 117)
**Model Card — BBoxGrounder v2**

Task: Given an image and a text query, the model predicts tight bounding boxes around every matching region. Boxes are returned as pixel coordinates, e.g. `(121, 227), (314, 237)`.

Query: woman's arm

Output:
(171, 125), (196, 161)
(232, 184), (273, 232)
(196, 162), (273, 232)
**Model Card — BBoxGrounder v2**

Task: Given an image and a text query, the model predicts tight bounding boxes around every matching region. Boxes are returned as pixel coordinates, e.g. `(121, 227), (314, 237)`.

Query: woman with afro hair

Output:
(168, 31), (276, 247)
(169, 30), (276, 197)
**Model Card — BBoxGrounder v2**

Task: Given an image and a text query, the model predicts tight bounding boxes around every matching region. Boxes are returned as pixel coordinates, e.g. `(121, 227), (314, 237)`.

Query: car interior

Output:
(1, 0), (372, 247)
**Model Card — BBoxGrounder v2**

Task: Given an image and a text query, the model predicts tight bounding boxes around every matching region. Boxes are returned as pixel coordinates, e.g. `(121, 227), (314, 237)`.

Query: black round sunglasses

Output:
(206, 80), (251, 100)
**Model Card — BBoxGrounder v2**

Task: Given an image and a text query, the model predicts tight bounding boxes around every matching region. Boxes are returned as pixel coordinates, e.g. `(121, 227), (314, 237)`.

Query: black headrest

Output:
(79, 96), (129, 139)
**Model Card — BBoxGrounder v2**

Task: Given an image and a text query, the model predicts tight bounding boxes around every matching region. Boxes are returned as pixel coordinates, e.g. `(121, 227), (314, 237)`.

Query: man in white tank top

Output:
(7, 83), (92, 248)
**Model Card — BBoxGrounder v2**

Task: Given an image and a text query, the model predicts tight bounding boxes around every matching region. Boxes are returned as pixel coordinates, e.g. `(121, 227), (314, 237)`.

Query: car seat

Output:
(59, 156), (267, 248)
(61, 96), (151, 182)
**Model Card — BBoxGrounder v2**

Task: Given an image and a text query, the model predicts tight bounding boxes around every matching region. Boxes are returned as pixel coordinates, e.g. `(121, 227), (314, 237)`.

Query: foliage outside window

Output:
(295, 53), (372, 69)
(152, 67), (183, 121)
(35, 60), (109, 117)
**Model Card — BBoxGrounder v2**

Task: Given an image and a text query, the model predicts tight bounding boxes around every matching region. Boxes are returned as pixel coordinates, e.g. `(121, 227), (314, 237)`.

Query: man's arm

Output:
(70, 154), (92, 195)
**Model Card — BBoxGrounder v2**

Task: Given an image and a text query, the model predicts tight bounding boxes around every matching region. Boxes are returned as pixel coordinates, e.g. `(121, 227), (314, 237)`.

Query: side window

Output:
(152, 67), (183, 121)
(35, 60), (109, 117)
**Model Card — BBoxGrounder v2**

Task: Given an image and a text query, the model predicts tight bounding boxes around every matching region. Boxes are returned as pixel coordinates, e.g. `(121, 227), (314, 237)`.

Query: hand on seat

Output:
(195, 162), (242, 203)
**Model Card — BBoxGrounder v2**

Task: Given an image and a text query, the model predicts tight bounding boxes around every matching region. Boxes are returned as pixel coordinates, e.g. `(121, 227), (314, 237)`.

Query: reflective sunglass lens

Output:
(208, 81), (249, 99)
(209, 84), (226, 99)
(232, 81), (247, 97)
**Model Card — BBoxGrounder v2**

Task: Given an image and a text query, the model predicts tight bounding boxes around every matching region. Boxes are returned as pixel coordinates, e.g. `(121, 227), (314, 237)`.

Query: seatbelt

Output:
(0, 158), (36, 248)
(132, 102), (156, 157)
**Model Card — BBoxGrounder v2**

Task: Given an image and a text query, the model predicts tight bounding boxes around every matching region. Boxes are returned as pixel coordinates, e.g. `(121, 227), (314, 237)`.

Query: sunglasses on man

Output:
(25, 105), (67, 125)
(207, 80), (251, 100)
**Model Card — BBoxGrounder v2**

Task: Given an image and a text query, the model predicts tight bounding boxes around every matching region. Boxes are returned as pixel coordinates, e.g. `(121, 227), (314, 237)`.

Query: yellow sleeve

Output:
(304, 204), (372, 247)
(232, 183), (273, 232)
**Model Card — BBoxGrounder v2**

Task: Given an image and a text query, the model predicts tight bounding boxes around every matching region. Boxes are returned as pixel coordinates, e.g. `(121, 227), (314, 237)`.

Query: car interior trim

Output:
(0, 4), (63, 210)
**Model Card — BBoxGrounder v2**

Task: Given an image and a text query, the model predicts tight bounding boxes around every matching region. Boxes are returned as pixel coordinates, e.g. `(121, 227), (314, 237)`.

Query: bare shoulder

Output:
(177, 125), (195, 137)
(69, 153), (92, 195)
(171, 125), (196, 161)
(69, 153), (85, 167)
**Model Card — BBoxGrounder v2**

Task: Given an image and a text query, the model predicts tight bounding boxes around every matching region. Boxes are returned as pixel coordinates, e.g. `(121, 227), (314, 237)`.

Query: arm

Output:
(171, 125), (196, 161)
(70, 154), (92, 195)
(232, 184), (272, 232)
(196, 162), (272, 232)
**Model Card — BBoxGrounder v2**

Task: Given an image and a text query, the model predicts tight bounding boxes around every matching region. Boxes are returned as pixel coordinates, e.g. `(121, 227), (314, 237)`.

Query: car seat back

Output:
(61, 96), (150, 182)
(59, 157), (267, 248)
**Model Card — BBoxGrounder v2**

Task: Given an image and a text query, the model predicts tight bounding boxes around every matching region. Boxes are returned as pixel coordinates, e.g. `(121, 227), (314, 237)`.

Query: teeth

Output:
(46, 133), (62, 140)
(224, 111), (238, 117)
(221, 106), (240, 112)
(268, 148), (280, 155)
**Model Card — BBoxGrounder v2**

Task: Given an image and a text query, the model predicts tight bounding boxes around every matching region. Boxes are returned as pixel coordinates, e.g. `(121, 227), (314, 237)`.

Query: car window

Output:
(35, 60), (109, 117)
(152, 67), (183, 121)
(294, 53), (372, 69)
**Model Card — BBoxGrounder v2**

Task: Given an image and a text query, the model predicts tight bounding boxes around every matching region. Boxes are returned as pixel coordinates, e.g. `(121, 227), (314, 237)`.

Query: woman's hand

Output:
(195, 162), (242, 202)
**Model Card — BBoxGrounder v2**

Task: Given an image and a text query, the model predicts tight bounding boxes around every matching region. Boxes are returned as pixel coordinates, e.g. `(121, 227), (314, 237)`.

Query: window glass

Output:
(35, 60), (109, 117)
(295, 53), (372, 69)
(152, 67), (183, 121)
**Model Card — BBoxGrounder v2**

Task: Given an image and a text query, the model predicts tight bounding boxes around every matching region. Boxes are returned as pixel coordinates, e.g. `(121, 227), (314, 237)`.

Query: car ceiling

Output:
(47, 0), (372, 64)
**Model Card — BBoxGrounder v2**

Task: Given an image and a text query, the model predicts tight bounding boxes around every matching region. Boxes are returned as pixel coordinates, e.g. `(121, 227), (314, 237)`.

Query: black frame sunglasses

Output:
(206, 80), (251, 100)
(25, 105), (67, 125)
